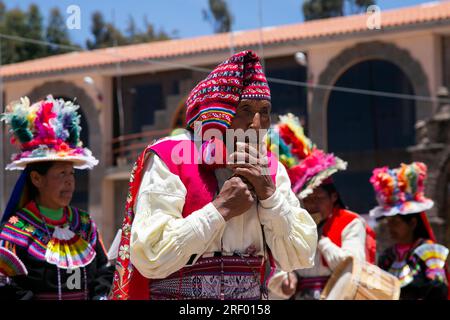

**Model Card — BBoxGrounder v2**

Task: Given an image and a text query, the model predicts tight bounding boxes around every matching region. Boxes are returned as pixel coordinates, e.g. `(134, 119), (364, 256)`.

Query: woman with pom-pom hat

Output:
(0, 96), (113, 300)
(370, 162), (448, 299)
(266, 113), (375, 300)
(109, 50), (317, 300)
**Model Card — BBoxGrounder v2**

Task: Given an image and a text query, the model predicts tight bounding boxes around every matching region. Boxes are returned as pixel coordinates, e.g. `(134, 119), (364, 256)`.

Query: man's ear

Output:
(30, 171), (43, 189)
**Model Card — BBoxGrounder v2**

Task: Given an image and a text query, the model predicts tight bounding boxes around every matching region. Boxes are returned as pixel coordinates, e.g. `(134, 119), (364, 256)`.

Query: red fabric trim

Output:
(26, 201), (68, 226)
(419, 212), (436, 242)
(322, 208), (359, 247)
(110, 145), (153, 300)
(129, 269), (150, 300)
(297, 276), (329, 291)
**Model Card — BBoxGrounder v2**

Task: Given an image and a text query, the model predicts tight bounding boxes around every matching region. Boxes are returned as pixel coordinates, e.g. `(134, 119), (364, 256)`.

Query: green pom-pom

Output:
(67, 126), (80, 145)
(10, 115), (33, 143)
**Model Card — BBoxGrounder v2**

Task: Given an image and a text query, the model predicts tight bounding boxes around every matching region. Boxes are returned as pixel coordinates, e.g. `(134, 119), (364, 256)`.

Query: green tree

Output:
(0, 1), (8, 64)
(0, 1), (5, 22)
(124, 15), (172, 45)
(1, 8), (29, 64)
(140, 16), (170, 42)
(125, 15), (139, 42)
(86, 11), (127, 49)
(302, 0), (375, 21)
(88, 12), (170, 48)
(46, 7), (73, 54)
(202, 0), (233, 33)
(0, 3), (79, 64)
(24, 4), (46, 60)
(303, 0), (343, 20)
(353, 0), (376, 13)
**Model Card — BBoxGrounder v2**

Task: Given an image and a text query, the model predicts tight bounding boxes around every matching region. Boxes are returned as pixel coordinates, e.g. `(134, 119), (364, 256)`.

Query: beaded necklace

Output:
(38, 207), (89, 300)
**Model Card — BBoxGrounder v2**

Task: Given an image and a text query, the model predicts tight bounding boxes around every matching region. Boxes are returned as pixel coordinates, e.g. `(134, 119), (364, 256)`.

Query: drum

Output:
(320, 256), (400, 300)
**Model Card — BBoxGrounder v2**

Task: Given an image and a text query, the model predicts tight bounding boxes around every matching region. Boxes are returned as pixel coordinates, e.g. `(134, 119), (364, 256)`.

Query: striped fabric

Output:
(0, 202), (97, 264)
(384, 239), (448, 287)
(298, 276), (330, 291)
(185, 50), (270, 135)
(149, 255), (264, 300)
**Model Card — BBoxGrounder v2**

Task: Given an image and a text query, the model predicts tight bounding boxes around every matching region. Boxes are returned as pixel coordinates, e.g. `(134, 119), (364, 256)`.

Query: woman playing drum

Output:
(267, 114), (374, 300)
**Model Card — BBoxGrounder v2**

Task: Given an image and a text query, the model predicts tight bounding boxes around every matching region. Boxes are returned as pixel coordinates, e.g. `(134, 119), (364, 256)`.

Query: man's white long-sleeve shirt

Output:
(129, 135), (318, 279)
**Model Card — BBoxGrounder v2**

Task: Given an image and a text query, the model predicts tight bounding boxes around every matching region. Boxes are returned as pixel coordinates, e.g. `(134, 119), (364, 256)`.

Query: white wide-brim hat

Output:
(369, 198), (434, 219)
(6, 148), (98, 171)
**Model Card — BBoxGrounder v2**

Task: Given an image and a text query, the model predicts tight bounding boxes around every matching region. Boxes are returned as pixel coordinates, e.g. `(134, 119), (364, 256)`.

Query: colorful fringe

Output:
(45, 225), (96, 269)
(381, 239), (449, 287)
(0, 201), (97, 268)
(0, 246), (28, 277)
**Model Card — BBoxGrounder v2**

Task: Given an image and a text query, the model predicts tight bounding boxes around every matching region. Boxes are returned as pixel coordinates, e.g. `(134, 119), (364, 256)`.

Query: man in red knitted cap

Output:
(110, 50), (317, 300)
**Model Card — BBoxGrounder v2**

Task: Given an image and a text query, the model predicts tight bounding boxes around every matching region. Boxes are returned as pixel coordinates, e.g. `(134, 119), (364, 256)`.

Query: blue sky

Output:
(5, 0), (435, 47)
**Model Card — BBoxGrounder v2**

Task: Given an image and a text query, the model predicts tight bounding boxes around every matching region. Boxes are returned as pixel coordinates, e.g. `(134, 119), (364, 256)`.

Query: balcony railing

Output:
(112, 129), (171, 166)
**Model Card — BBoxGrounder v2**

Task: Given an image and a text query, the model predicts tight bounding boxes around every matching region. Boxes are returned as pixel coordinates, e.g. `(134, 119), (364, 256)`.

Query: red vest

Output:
(322, 207), (359, 248)
(112, 137), (278, 299)
(322, 207), (376, 266)
(321, 207), (358, 268)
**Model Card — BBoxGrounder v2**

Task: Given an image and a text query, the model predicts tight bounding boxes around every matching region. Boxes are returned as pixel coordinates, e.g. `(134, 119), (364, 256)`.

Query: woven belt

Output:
(297, 276), (330, 291)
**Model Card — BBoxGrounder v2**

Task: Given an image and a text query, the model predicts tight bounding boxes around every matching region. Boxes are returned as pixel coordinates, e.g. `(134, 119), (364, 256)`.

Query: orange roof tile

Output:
(1, 1), (450, 79)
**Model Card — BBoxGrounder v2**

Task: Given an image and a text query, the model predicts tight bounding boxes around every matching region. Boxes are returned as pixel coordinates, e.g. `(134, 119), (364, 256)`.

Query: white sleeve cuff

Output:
(258, 189), (291, 235)
(259, 188), (283, 209)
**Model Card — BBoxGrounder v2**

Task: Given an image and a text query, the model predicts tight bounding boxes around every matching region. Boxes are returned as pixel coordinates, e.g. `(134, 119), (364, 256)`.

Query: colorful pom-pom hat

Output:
(1, 95), (98, 170)
(266, 113), (347, 199)
(369, 162), (434, 219)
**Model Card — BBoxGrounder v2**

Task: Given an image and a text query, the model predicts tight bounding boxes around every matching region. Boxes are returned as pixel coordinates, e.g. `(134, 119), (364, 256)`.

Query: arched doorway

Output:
(327, 59), (416, 213)
(310, 41), (431, 150)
